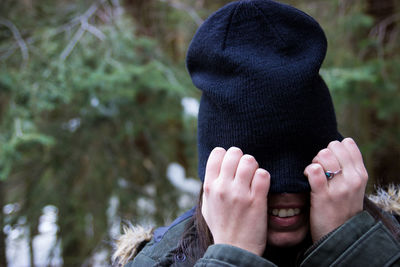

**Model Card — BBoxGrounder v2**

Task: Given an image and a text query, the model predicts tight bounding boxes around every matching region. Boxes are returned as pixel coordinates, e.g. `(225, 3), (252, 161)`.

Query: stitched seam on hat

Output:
(222, 3), (240, 50)
(252, 1), (287, 47)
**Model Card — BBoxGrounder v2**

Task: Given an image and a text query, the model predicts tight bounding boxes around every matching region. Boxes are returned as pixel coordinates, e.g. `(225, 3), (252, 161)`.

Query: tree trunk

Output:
(365, 0), (399, 187)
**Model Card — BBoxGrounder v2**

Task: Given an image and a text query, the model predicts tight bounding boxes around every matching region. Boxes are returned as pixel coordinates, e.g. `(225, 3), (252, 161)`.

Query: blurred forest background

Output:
(0, 0), (399, 266)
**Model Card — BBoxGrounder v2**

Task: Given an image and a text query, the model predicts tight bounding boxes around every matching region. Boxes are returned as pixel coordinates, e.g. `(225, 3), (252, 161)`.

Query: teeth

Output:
(271, 208), (301, 218)
(278, 209), (287, 217)
(287, 209), (294, 216)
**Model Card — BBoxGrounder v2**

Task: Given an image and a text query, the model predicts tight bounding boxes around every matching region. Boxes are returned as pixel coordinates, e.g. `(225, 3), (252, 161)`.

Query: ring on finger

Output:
(325, 169), (342, 180)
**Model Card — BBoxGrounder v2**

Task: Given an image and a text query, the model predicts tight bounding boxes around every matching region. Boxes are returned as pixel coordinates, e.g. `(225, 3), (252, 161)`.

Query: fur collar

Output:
(112, 185), (400, 266)
(112, 224), (153, 267)
(368, 184), (400, 215)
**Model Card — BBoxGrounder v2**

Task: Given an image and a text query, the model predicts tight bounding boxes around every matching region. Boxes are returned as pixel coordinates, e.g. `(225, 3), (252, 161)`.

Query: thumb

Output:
(304, 163), (328, 193)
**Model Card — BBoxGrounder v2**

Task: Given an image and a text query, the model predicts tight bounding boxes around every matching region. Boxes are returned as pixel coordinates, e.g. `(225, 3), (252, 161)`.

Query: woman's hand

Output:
(201, 147), (271, 256)
(304, 138), (368, 243)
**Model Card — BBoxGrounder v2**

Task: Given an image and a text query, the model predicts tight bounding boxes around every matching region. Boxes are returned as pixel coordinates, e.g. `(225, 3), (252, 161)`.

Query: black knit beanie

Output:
(187, 0), (343, 193)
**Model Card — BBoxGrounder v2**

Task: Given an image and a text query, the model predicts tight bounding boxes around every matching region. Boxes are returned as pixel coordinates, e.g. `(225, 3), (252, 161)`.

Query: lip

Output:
(267, 193), (309, 230)
(268, 209), (306, 231)
(268, 204), (304, 209)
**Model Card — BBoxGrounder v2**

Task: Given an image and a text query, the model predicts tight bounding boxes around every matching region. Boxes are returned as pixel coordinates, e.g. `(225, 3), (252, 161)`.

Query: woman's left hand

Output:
(304, 137), (368, 243)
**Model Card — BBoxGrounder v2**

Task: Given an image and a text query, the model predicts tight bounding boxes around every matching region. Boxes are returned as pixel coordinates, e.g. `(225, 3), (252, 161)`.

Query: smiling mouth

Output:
(269, 208), (301, 218)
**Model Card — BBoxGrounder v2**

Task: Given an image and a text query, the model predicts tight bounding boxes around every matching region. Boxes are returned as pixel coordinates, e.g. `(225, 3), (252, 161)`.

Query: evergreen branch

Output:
(154, 61), (181, 89)
(59, 27), (86, 61)
(158, 0), (204, 26)
(0, 17), (29, 67)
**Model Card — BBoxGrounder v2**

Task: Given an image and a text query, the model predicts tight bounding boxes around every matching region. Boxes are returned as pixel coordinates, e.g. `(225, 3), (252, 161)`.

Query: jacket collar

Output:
(112, 185), (400, 266)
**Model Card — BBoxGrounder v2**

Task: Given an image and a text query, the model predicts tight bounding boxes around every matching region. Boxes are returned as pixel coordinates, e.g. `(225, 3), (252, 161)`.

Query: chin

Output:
(267, 225), (309, 247)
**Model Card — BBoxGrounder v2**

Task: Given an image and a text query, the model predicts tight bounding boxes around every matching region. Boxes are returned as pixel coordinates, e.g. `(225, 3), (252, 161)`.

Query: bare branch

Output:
(0, 17), (29, 67)
(81, 1), (103, 20)
(1, 18), (79, 60)
(158, 0), (203, 26)
(59, 27), (86, 61)
(369, 13), (400, 43)
(3, 0), (110, 62)
(366, 13), (400, 81)
(81, 21), (106, 41)
(59, 0), (107, 61)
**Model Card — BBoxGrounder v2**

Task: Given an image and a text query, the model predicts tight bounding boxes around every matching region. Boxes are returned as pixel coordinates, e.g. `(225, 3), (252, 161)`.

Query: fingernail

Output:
(227, 146), (243, 155)
(212, 147), (225, 153)
(257, 168), (269, 177)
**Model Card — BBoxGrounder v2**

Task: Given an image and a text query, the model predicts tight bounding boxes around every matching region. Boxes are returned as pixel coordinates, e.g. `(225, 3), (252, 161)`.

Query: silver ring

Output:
(325, 169), (342, 180)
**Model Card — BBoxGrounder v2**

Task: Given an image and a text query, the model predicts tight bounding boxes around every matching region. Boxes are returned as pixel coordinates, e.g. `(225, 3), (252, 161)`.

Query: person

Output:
(113, 0), (400, 266)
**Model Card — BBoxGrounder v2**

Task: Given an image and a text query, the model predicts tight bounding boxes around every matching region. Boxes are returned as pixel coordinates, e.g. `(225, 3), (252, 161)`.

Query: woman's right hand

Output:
(201, 147), (271, 256)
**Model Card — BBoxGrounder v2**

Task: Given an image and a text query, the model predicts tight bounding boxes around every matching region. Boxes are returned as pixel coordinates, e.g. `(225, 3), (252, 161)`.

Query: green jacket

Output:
(115, 190), (400, 266)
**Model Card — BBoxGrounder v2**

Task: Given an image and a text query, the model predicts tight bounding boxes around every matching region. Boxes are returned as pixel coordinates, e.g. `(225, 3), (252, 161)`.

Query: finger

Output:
(219, 147), (243, 181)
(204, 147), (226, 187)
(341, 138), (368, 179)
(235, 154), (259, 189)
(327, 140), (354, 169)
(251, 168), (270, 199)
(304, 163), (328, 193)
(312, 148), (341, 178)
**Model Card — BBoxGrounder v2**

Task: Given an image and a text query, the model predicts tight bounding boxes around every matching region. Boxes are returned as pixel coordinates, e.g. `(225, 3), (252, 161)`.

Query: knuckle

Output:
(215, 187), (227, 199)
(211, 147), (226, 158)
(310, 164), (323, 175)
(356, 167), (368, 181)
(363, 171), (369, 181)
(346, 170), (363, 186)
(319, 148), (331, 156)
(328, 140), (340, 149)
(212, 147), (226, 153)
(203, 183), (211, 194)
(231, 193), (240, 203)
(318, 148), (331, 159)
(242, 154), (256, 164)
(240, 154), (258, 169)
(343, 137), (356, 145)
(351, 177), (363, 190)
(249, 193), (260, 204)
(237, 167), (251, 178)
(361, 168), (368, 180)
(257, 168), (270, 178)
(228, 146), (243, 156)
(231, 190), (249, 204)
(336, 186), (349, 198)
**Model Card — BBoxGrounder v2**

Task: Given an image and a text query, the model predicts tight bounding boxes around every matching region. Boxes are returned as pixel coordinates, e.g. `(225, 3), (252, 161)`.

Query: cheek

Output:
(267, 223), (309, 247)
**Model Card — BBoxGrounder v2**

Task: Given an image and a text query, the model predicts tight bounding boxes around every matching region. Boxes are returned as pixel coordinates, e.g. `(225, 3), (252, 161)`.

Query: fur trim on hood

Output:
(112, 185), (400, 266)
(368, 184), (400, 215)
(112, 224), (153, 267)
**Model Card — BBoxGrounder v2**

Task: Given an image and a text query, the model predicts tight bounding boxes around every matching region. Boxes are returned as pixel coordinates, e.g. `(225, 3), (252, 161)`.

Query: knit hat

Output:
(187, 0), (343, 193)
